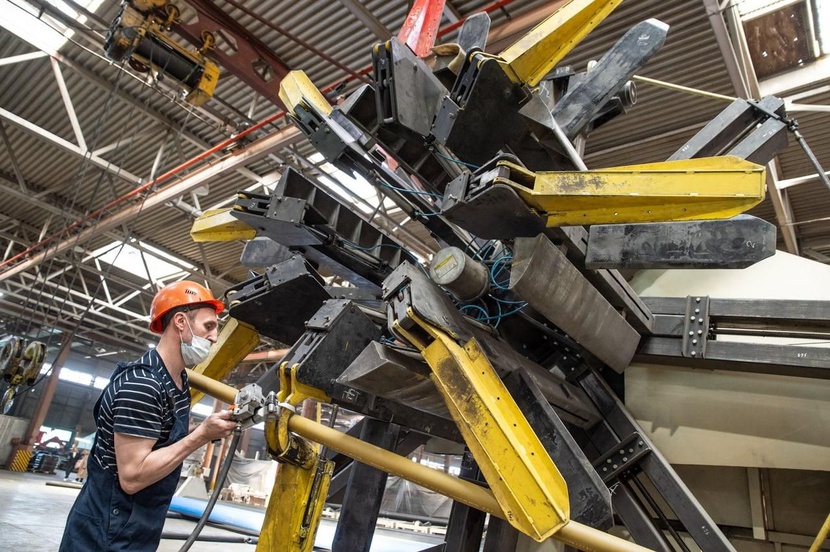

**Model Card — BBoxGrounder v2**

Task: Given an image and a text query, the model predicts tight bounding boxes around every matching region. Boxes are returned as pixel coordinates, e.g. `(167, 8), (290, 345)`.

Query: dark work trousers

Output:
(58, 393), (188, 550)
(64, 453), (80, 479)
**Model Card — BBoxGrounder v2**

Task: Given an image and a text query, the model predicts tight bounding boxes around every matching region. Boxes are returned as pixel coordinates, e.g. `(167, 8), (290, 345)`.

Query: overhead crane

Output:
(186, 0), (830, 550)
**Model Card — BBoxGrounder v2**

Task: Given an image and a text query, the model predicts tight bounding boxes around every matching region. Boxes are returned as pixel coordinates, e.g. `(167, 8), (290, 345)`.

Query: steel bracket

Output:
(593, 432), (652, 484)
(682, 296), (710, 359)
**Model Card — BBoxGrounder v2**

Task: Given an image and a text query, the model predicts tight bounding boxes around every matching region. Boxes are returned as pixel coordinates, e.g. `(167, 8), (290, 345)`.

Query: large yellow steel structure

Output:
(178, 1), (774, 550)
(186, 370), (654, 552)
(499, 0), (623, 87)
(496, 157), (766, 226)
(391, 309), (570, 541)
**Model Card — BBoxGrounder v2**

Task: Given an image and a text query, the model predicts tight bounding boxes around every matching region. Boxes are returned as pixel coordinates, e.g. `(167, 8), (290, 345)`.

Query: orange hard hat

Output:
(149, 281), (224, 333)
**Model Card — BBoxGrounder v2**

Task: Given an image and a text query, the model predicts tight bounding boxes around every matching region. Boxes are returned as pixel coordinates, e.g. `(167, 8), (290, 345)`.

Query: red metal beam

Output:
(175, 0), (292, 108)
(399, 0), (447, 58)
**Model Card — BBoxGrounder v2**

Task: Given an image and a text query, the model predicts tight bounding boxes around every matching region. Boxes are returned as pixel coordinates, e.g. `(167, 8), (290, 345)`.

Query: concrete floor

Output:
(0, 469), (446, 551)
(0, 469), (257, 551)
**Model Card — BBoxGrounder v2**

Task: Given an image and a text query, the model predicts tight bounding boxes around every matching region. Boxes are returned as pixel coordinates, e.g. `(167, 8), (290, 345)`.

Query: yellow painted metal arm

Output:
(279, 70), (333, 117)
(259, 412), (331, 552)
(190, 208), (256, 243)
(256, 457), (333, 552)
(275, 361), (332, 407)
(499, 0), (623, 87)
(809, 511), (830, 552)
(499, 156), (766, 226)
(186, 369), (654, 552)
(189, 318), (260, 405)
(419, 329), (569, 541)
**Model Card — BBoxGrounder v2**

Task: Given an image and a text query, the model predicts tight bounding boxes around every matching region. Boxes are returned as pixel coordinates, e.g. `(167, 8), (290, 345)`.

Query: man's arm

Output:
(114, 410), (236, 494)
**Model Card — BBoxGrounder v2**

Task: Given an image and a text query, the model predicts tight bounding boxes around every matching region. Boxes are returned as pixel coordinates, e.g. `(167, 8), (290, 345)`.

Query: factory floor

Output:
(0, 469), (257, 551)
(0, 469), (449, 551)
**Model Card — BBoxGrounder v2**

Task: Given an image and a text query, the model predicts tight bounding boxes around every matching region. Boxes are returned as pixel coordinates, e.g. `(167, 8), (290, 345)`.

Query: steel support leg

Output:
(444, 451), (487, 552)
(331, 419), (401, 552)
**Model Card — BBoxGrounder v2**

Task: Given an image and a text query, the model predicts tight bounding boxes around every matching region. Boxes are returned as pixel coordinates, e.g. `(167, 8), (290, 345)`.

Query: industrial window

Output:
(738, 0), (828, 79)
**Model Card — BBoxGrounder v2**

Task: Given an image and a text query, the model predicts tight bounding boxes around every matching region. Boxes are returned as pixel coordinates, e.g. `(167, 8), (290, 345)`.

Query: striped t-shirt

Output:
(92, 349), (190, 474)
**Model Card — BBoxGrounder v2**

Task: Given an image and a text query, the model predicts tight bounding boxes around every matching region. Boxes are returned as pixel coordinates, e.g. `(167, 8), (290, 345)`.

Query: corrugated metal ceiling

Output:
(0, 0), (828, 352)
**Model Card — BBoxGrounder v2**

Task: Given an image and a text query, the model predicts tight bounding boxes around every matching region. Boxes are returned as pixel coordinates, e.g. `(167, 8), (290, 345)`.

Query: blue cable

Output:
(490, 296), (526, 305)
(380, 182), (444, 199)
(343, 240), (405, 253)
(489, 254), (512, 290)
(492, 303), (527, 328)
(433, 150), (480, 170)
(466, 239), (496, 261)
(459, 304), (489, 321)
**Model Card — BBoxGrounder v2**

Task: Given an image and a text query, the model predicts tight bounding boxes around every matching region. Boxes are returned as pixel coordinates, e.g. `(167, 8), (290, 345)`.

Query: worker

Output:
(59, 281), (238, 551)
(62, 444), (81, 481)
(74, 449), (90, 483)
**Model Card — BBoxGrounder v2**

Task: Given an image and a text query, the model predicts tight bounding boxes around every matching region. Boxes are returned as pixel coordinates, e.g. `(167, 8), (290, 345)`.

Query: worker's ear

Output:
(171, 311), (188, 333)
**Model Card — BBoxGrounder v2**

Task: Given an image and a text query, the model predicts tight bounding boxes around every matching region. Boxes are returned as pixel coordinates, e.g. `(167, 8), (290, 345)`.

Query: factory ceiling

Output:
(0, 0), (827, 368)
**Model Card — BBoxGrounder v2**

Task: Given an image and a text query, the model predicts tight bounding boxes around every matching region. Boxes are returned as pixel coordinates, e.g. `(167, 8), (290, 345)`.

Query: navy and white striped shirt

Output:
(92, 349), (190, 474)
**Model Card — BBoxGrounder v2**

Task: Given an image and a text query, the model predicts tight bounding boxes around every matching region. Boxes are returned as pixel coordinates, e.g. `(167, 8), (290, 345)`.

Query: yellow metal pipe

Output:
(188, 369), (236, 403)
(809, 512), (830, 552)
(632, 75), (736, 102)
(186, 370), (654, 552)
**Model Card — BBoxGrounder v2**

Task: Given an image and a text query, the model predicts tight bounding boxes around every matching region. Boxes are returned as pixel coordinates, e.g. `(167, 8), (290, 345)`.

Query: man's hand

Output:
(197, 410), (237, 442)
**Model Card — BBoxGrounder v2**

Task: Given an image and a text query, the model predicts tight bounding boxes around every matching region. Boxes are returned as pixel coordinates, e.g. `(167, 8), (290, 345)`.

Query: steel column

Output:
(331, 419), (400, 552)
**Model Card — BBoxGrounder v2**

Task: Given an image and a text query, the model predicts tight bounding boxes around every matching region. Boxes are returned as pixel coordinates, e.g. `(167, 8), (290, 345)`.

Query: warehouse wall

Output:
(626, 251), (830, 547)
(628, 251), (830, 469)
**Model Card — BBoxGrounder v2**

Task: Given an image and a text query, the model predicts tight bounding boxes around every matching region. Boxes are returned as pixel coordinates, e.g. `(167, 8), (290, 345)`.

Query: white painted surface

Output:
(0, 415), (29, 467)
(626, 252), (830, 469)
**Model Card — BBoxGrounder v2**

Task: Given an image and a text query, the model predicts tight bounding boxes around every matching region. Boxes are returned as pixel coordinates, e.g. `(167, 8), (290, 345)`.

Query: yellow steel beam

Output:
(256, 458), (333, 552)
(186, 370), (654, 552)
(499, 0), (623, 87)
(279, 70), (332, 117)
(190, 208), (256, 243)
(420, 329), (569, 541)
(275, 360), (332, 407)
(499, 156), (766, 226)
(189, 318), (260, 405)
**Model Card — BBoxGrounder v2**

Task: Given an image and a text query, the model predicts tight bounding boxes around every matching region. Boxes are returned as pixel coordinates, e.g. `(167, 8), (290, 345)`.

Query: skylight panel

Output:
(91, 240), (192, 282)
(0, 0), (105, 55)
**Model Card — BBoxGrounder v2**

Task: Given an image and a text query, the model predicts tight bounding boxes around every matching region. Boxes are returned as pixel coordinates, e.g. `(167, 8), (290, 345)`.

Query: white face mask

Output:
(180, 316), (212, 366)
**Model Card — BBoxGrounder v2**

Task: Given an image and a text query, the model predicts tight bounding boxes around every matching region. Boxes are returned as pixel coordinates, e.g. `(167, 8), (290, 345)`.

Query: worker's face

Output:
(177, 308), (219, 344)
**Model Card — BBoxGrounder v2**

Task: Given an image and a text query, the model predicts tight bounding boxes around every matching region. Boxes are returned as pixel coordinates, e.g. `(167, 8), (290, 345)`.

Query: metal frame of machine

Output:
(185, 1), (830, 550)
